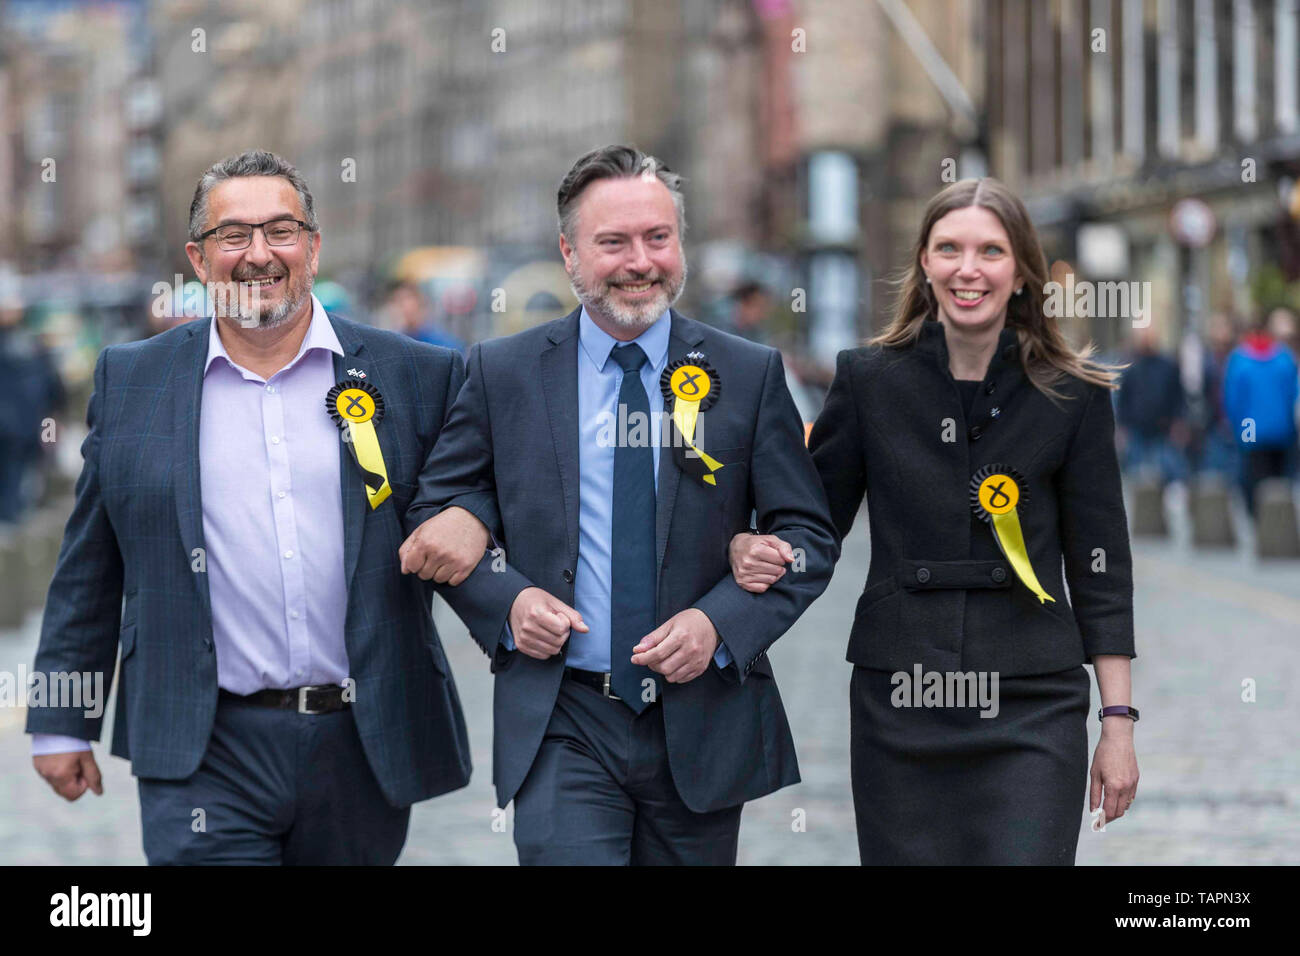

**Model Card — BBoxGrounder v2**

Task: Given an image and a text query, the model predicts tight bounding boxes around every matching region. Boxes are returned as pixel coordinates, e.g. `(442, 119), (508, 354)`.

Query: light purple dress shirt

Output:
(33, 295), (349, 755)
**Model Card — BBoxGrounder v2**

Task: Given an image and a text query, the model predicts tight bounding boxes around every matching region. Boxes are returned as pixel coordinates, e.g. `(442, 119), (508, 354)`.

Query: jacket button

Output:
(562, 569), (574, 583)
(915, 567), (931, 584)
(969, 425), (983, 440)
(984, 382), (996, 394)
(991, 567), (1007, 584)
(989, 406), (1001, 418)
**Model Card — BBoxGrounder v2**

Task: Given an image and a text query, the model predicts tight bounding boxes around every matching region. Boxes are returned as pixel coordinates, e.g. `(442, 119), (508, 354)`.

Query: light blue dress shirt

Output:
(503, 308), (732, 673)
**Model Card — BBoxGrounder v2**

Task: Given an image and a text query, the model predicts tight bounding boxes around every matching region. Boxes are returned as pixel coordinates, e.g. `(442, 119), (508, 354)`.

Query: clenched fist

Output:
(34, 750), (103, 801)
(399, 505), (490, 585)
(508, 587), (589, 659)
(728, 533), (794, 593)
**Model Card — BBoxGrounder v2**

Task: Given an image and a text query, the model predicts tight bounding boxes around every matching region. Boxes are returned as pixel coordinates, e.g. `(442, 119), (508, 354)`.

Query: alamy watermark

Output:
(150, 273), (266, 328)
(1043, 273), (1152, 329)
(594, 404), (706, 450)
(890, 664), (1000, 718)
(1, 666), (104, 719)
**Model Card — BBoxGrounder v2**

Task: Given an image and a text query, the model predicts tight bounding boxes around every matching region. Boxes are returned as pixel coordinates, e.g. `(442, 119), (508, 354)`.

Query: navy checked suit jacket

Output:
(26, 313), (503, 808)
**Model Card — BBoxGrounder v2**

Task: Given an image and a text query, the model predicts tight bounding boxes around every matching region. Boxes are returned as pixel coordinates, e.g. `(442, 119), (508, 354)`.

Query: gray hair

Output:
(188, 149), (318, 242)
(557, 145), (686, 244)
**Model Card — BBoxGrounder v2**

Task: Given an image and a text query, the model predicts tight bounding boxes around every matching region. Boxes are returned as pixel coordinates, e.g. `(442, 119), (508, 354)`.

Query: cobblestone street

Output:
(2, 495), (1298, 865)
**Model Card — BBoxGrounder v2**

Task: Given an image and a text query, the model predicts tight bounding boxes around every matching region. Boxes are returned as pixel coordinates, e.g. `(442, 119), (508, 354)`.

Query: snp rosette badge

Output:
(969, 463), (1055, 604)
(660, 351), (724, 487)
(326, 379), (392, 509)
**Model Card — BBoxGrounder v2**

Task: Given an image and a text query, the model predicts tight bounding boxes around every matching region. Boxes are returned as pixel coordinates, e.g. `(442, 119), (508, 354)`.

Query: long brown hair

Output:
(872, 177), (1121, 399)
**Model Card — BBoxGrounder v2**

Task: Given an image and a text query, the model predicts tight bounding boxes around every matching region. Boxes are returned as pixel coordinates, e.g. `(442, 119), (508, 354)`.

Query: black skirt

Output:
(850, 663), (1090, 865)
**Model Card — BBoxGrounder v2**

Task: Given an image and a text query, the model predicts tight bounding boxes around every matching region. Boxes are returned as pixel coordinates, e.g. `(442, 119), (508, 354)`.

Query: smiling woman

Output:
(730, 177), (1141, 865)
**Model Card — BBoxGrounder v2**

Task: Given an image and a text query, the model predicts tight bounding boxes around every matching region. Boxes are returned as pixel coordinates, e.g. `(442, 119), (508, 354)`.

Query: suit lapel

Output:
(171, 319), (213, 628)
(330, 317), (376, 595)
(655, 311), (705, 581)
(540, 309), (582, 566)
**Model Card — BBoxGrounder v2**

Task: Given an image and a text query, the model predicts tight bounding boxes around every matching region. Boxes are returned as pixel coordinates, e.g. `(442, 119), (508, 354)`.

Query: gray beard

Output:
(568, 257), (687, 331)
(239, 272), (314, 330)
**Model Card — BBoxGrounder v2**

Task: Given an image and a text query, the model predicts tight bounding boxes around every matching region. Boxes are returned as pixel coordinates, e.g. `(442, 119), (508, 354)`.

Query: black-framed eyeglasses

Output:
(197, 218), (313, 252)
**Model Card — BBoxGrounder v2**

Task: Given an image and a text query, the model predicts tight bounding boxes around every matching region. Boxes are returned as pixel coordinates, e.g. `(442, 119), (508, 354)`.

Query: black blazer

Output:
(809, 318), (1136, 677)
(409, 308), (839, 813)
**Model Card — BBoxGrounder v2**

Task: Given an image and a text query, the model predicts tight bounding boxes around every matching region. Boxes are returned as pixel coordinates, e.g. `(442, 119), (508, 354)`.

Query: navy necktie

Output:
(609, 343), (658, 711)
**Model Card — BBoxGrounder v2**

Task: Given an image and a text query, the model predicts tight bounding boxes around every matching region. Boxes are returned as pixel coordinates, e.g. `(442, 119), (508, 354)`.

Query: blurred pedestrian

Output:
(1194, 311), (1240, 479)
(1116, 326), (1188, 485)
(0, 307), (64, 524)
(1223, 307), (1300, 515)
(717, 280), (773, 345)
(386, 279), (465, 353)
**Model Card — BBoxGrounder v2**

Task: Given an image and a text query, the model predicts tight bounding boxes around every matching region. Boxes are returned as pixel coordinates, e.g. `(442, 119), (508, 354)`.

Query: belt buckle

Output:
(601, 672), (622, 701)
(297, 685), (328, 715)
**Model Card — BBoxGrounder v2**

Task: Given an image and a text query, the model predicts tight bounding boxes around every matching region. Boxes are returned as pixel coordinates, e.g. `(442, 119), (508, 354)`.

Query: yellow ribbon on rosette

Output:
(970, 464), (1055, 604)
(326, 379), (392, 509)
(660, 351), (724, 487)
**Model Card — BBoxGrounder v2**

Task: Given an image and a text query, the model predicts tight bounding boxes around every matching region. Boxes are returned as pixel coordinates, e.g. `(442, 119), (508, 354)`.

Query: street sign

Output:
(1169, 198), (1216, 248)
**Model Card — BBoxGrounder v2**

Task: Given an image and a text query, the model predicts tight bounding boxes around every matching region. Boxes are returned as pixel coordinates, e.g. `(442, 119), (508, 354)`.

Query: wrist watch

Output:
(1097, 705), (1139, 722)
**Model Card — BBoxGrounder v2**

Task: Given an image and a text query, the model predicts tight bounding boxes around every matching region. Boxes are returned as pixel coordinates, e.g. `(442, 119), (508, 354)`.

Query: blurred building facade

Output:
(0, 0), (160, 275)
(985, 0), (1300, 353)
(4, 0), (1299, 362)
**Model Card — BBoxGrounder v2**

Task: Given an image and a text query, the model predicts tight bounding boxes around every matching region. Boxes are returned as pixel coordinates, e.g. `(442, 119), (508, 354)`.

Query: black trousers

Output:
(850, 664), (1090, 865)
(137, 696), (410, 865)
(512, 675), (743, 865)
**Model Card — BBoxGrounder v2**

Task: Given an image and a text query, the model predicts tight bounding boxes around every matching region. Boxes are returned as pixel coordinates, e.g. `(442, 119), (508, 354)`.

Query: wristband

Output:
(1098, 705), (1139, 722)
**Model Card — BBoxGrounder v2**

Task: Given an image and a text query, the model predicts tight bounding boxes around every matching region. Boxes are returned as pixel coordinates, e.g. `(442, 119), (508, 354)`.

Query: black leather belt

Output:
(219, 685), (350, 715)
(563, 667), (622, 701)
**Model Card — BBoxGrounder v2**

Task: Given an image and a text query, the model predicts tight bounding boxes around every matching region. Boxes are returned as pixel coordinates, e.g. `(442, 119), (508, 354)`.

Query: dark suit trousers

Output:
(512, 676), (743, 865)
(137, 696), (410, 865)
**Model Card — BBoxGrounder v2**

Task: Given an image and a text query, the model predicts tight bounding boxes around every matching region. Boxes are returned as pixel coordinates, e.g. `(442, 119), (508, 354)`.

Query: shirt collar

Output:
(578, 306), (671, 375)
(205, 293), (344, 377)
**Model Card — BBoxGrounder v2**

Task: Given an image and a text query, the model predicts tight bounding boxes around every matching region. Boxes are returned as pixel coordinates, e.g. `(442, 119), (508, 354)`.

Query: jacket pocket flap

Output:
(901, 559), (1012, 591)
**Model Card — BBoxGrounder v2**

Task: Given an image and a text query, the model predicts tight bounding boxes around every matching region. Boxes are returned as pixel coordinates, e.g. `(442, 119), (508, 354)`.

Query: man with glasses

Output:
(26, 149), (495, 864)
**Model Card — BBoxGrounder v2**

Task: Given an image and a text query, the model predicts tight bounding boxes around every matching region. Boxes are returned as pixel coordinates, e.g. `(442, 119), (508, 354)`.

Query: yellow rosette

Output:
(969, 464), (1055, 604)
(660, 352), (724, 487)
(326, 379), (392, 509)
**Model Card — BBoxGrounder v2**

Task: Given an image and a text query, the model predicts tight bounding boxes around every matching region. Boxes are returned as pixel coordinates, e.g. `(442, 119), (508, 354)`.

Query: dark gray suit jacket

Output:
(410, 308), (839, 813)
(26, 314), (502, 808)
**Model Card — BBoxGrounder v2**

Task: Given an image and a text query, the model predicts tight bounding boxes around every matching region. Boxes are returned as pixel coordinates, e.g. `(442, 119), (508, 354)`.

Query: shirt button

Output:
(271, 436), (281, 444)
(278, 491), (287, 499)
(283, 550), (294, 559)
(290, 610), (300, 619)
(266, 385), (275, 393)
(916, 567), (931, 584)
